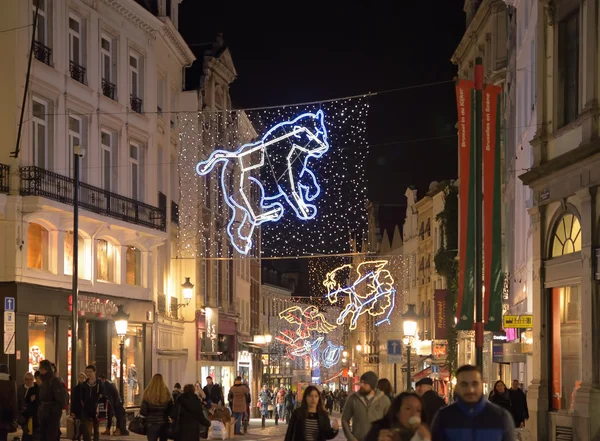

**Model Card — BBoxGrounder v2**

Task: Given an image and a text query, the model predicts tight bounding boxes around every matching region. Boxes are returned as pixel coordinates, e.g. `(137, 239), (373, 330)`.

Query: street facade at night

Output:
(0, 1), (599, 441)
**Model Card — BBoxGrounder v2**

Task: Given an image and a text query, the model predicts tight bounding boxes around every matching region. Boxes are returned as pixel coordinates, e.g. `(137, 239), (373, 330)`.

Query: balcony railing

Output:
(0, 163), (9, 194)
(33, 41), (51, 65)
(102, 79), (117, 100)
(20, 166), (166, 231)
(171, 200), (179, 225)
(69, 61), (86, 84)
(130, 95), (143, 114)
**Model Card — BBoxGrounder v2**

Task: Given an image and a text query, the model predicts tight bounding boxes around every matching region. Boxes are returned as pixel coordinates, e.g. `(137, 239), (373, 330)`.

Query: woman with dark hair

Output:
(489, 380), (512, 413)
(284, 386), (340, 441)
(377, 379), (394, 402)
(173, 384), (211, 441)
(364, 393), (431, 441)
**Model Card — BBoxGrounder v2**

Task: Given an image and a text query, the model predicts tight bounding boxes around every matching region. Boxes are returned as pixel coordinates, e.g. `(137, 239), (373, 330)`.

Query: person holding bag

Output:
(140, 374), (173, 441)
(172, 384), (211, 441)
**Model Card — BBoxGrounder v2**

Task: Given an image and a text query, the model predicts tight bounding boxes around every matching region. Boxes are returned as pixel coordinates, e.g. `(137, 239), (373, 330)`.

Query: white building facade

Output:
(0, 0), (193, 404)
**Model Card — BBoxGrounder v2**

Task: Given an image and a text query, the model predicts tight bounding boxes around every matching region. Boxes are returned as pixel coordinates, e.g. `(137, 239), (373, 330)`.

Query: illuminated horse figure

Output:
(324, 260), (395, 330)
(196, 110), (329, 254)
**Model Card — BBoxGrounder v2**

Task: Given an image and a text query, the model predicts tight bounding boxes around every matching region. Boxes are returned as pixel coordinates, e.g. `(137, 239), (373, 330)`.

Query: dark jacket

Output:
(174, 391), (211, 441)
(38, 371), (66, 422)
(203, 383), (223, 406)
(421, 389), (446, 426)
(509, 388), (528, 426)
(102, 380), (121, 405)
(430, 396), (515, 441)
(140, 398), (173, 426)
(71, 383), (84, 419)
(489, 391), (512, 414)
(284, 408), (338, 441)
(365, 417), (419, 441)
(80, 380), (105, 418)
(0, 373), (18, 431)
(17, 383), (39, 427)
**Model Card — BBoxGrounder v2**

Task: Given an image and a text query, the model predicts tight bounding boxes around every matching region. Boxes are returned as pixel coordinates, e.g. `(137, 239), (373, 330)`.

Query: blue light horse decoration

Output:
(196, 110), (329, 254)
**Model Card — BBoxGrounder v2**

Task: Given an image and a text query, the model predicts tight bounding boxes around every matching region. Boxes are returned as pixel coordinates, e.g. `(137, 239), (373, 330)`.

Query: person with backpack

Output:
(38, 360), (67, 441)
(415, 378), (445, 427)
(80, 365), (104, 441)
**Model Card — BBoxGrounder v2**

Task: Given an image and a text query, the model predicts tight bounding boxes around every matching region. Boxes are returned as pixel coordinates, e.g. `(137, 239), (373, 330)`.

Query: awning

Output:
(239, 341), (264, 354)
(412, 366), (450, 381)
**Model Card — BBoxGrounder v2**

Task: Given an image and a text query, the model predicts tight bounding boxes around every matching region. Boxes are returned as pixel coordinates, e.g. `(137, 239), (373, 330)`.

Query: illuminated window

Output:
(97, 239), (115, 282)
(126, 246), (141, 286)
(64, 231), (86, 278)
(27, 223), (49, 270)
(551, 213), (581, 257)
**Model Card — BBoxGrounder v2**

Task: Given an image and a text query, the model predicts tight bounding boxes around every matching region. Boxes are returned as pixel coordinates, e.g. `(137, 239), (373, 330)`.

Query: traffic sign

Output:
(4, 312), (14, 332)
(4, 297), (15, 312)
(388, 355), (403, 364)
(388, 339), (402, 355)
(4, 332), (15, 354)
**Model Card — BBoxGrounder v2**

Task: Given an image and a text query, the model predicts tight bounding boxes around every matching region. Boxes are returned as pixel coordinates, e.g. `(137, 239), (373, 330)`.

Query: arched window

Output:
(27, 223), (49, 270)
(97, 239), (116, 282)
(551, 213), (582, 258)
(64, 231), (87, 278)
(126, 246), (141, 285)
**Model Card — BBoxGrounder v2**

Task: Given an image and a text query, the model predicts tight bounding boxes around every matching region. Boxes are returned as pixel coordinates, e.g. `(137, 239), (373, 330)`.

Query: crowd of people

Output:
(0, 361), (528, 441)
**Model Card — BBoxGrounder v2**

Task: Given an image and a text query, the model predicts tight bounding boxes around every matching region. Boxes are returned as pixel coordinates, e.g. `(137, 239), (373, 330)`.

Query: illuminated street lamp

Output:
(114, 305), (130, 399)
(403, 304), (418, 391)
(181, 277), (194, 304)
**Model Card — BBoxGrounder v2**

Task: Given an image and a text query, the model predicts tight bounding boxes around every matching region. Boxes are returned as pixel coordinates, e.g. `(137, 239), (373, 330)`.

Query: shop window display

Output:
(28, 315), (55, 372)
(97, 239), (116, 282)
(27, 223), (49, 270)
(64, 231), (87, 278)
(111, 324), (144, 407)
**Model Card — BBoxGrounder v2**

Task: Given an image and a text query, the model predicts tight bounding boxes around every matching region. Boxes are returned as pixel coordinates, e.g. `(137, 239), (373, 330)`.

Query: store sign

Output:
(432, 340), (447, 359)
(68, 295), (118, 318)
(434, 290), (448, 339)
(205, 307), (219, 353)
(502, 315), (533, 329)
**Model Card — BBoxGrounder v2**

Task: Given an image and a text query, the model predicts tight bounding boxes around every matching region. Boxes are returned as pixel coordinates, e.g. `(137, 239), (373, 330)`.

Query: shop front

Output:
(0, 282), (153, 408)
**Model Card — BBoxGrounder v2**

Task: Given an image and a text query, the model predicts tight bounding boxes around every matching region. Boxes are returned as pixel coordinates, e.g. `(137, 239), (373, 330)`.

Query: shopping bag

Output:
(208, 421), (226, 440)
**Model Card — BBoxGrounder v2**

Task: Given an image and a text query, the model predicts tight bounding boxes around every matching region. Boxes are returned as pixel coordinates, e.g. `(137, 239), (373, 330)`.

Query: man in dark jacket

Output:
(415, 377), (446, 426)
(38, 360), (67, 441)
(0, 364), (17, 441)
(431, 365), (515, 441)
(203, 376), (224, 407)
(98, 374), (129, 436)
(80, 365), (104, 441)
(509, 380), (529, 428)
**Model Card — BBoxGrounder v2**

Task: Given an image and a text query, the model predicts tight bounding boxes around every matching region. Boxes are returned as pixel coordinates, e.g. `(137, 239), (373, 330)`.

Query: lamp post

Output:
(114, 305), (130, 400)
(403, 304), (418, 391)
(265, 334), (272, 389)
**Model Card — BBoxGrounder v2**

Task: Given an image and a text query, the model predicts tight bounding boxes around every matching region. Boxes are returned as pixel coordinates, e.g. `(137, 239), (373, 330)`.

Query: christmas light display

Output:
(324, 260), (395, 330)
(195, 111), (329, 254)
(321, 341), (343, 369)
(290, 336), (323, 364)
(278, 304), (338, 338)
(177, 98), (369, 259)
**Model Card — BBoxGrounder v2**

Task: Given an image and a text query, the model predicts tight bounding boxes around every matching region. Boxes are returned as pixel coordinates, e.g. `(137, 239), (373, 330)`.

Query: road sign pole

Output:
(394, 363), (397, 395)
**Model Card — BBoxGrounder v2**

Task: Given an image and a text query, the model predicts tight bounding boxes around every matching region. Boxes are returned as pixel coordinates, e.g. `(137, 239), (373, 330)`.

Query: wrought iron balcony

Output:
(0, 163), (9, 194)
(69, 61), (86, 84)
(130, 95), (143, 114)
(102, 78), (117, 100)
(171, 200), (179, 225)
(20, 166), (166, 231)
(33, 41), (52, 65)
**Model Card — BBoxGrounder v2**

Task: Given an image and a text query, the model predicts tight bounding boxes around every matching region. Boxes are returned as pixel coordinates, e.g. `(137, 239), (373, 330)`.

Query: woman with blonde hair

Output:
(140, 374), (173, 441)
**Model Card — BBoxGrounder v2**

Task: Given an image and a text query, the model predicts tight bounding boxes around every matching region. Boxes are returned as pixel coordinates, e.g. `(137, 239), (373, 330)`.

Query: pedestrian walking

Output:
(228, 376), (250, 435)
(18, 371), (39, 441)
(0, 364), (18, 441)
(38, 360), (67, 441)
(140, 374), (174, 441)
(341, 371), (391, 441)
(377, 379), (394, 402)
(509, 380), (528, 428)
(364, 392), (431, 441)
(284, 385), (340, 441)
(415, 378), (445, 427)
(173, 384), (211, 441)
(430, 365), (515, 441)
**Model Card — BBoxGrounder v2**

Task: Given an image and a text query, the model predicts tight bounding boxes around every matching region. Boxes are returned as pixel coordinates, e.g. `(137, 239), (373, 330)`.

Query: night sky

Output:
(178, 1), (466, 288)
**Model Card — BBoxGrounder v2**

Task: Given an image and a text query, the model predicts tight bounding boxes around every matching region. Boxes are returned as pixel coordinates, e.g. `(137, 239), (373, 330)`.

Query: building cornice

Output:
(101, 0), (161, 38)
(452, 0), (503, 65)
(158, 18), (196, 67)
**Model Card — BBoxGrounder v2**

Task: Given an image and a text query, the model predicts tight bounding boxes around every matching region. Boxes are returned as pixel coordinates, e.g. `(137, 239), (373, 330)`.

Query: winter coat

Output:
(203, 383), (224, 406)
(0, 373), (18, 431)
(38, 371), (66, 423)
(284, 408), (338, 441)
(430, 396), (515, 441)
(509, 388), (528, 426)
(421, 389), (446, 426)
(80, 380), (105, 418)
(228, 383), (250, 413)
(140, 398), (173, 426)
(174, 391), (211, 441)
(18, 383), (39, 428)
(489, 391), (512, 414)
(341, 391), (391, 441)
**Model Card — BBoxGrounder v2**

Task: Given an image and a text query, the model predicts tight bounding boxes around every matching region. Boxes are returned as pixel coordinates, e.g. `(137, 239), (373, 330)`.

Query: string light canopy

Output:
(177, 97), (369, 259)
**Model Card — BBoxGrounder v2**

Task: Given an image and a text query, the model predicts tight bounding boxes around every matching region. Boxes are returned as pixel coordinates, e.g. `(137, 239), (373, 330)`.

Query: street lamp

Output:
(265, 334), (272, 389)
(403, 304), (418, 391)
(181, 277), (194, 305)
(355, 342), (362, 352)
(114, 305), (130, 400)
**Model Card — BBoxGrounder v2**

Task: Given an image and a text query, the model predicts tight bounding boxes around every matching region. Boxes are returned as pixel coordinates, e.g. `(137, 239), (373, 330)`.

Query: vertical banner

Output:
(483, 84), (503, 331)
(551, 288), (562, 410)
(205, 307), (219, 353)
(456, 80), (475, 330)
(434, 289), (448, 339)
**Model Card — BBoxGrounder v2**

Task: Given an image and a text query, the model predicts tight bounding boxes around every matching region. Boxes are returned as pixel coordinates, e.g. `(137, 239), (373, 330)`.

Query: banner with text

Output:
(483, 84), (503, 331)
(434, 289), (449, 339)
(455, 80), (475, 330)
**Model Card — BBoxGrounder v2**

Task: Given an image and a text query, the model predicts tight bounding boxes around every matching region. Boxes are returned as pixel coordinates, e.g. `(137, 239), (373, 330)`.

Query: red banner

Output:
(483, 84), (503, 331)
(434, 289), (449, 340)
(456, 80), (475, 330)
